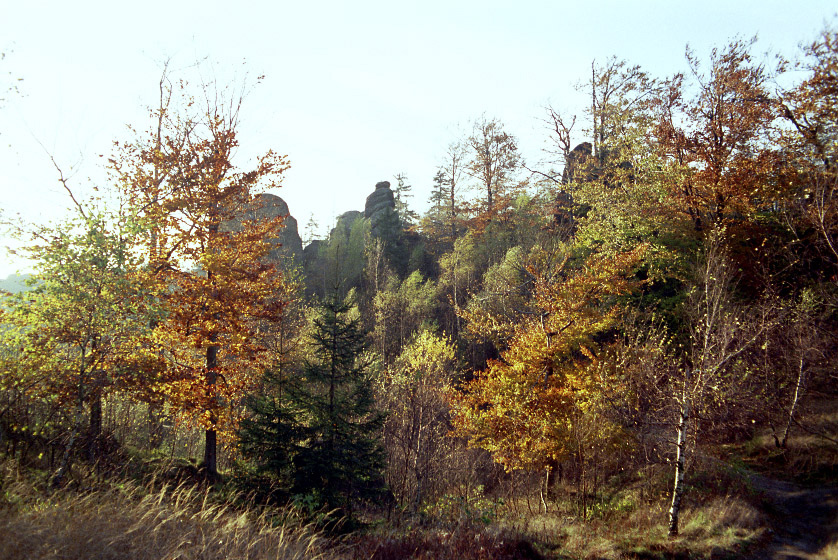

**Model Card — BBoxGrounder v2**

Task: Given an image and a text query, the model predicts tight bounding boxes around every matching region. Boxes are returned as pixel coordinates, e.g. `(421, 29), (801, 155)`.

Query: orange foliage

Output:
(450, 245), (646, 472)
(114, 81), (291, 462)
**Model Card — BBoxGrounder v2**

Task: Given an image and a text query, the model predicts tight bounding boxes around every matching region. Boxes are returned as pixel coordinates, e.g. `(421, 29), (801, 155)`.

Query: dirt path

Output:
(745, 475), (838, 560)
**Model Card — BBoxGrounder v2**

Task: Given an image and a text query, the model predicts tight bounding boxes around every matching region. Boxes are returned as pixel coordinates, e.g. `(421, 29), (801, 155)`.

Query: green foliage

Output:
(237, 367), (301, 494)
(290, 295), (386, 513)
(1, 210), (157, 456)
(372, 270), (439, 365)
(379, 330), (458, 509)
(421, 485), (504, 526)
(321, 216), (370, 298)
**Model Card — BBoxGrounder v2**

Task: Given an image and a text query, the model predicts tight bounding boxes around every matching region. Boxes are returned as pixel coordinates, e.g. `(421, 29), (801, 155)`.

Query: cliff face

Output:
(331, 210), (364, 240)
(227, 192), (303, 265)
(364, 181), (397, 237)
(293, 180), (425, 297)
(253, 193), (303, 263)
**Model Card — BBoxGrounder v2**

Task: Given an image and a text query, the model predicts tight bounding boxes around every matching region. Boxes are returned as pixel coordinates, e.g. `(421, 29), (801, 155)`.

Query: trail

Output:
(745, 475), (838, 560)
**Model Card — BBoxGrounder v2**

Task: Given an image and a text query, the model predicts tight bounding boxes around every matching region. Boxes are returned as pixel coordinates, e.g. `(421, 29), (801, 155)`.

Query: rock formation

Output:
(561, 142), (592, 184)
(364, 181), (397, 237)
(331, 210), (364, 240)
(228, 193), (303, 265)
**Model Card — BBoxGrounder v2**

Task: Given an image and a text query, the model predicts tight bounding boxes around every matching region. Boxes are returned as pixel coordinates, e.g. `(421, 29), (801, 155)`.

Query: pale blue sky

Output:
(1, 0), (835, 276)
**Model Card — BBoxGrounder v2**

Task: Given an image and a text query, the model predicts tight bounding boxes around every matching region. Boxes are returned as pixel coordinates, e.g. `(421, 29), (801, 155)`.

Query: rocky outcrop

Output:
(301, 180), (424, 296)
(364, 181), (397, 237)
(331, 210), (364, 240)
(561, 142), (592, 184)
(228, 193), (303, 265)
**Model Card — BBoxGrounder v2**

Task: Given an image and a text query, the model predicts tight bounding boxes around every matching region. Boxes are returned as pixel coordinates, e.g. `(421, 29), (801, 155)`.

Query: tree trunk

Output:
(203, 342), (218, 478)
(540, 466), (551, 514)
(668, 395), (690, 537)
(781, 356), (806, 449)
(87, 393), (102, 462)
(148, 403), (164, 448)
(203, 231), (220, 480)
(53, 399), (86, 488)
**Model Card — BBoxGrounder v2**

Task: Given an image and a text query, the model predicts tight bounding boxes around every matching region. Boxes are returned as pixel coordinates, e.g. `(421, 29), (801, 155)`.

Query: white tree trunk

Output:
(668, 395), (690, 537)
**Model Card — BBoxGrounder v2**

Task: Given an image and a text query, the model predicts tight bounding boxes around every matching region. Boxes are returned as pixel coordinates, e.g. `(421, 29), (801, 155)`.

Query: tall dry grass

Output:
(0, 476), (332, 560)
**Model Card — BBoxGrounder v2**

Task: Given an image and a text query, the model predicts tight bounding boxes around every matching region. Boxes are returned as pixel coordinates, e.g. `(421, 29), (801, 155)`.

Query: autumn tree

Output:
(465, 116), (522, 218)
(1, 209), (158, 485)
(777, 25), (838, 277)
(114, 70), (290, 478)
(450, 244), (646, 486)
(655, 39), (777, 235)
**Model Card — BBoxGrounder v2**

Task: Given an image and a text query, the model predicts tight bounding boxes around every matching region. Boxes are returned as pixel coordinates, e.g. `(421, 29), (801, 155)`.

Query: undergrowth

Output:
(0, 462), (331, 560)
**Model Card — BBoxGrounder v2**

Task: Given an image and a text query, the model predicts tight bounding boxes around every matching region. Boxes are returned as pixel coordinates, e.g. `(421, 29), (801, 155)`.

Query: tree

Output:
(777, 25), (838, 276)
(291, 294), (386, 514)
(303, 213), (322, 246)
(465, 116), (522, 217)
(371, 270), (438, 367)
(379, 330), (457, 510)
(237, 365), (302, 492)
(237, 275), (308, 491)
(423, 140), (468, 253)
(393, 173), (419, 228)
(114, 69), (290, 478)
(655, 39), (777, 235)
(2, 210), (157, 485)
(761, 290), (828, 450)
(587, 57), (657, 170)
(321, 214), (370, 298)
(666, 228), (774, 537)
(450, 244), (645, 478)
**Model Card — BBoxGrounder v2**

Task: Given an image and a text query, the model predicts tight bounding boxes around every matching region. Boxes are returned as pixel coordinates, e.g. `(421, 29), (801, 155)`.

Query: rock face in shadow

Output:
(551, 142), (592, 240)
(332, 210), (364, 239)
(301, 180), (429, 297)
(364, 181), (397, 237)
(228, 193), (303, 266)
(561, 142), (593, 184)
(364, 180), (414, 275)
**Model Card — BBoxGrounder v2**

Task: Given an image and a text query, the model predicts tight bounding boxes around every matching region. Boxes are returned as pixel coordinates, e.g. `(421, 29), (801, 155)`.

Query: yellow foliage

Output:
(450, 245), (646, 472)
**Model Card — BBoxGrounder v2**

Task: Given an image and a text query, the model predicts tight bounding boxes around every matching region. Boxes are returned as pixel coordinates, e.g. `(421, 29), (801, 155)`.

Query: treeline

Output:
(1, 28), (837, 537)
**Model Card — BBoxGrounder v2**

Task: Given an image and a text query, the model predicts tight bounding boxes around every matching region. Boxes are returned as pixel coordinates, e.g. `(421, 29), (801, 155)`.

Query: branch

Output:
(791, 415), (838, 447)
(522, 163), (562, 185)
(36, 139), (88, 219)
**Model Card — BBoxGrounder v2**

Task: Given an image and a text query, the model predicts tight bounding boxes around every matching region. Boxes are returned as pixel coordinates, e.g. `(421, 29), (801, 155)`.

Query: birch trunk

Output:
(668, 395), (690, 537)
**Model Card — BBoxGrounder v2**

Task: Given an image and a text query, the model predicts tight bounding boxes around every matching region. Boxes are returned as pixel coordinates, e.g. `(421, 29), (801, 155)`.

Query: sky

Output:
(1, 0), (836, 278)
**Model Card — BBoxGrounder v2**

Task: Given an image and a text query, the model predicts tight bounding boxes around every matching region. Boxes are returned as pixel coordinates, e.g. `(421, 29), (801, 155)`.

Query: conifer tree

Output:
(237, 365), (301, 492)
(292, 294), (386, 514)
(393, 173), (419, 228)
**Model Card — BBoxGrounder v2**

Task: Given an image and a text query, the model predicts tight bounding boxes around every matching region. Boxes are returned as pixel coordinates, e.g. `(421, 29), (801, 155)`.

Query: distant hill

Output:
(0, 273), (33, 294)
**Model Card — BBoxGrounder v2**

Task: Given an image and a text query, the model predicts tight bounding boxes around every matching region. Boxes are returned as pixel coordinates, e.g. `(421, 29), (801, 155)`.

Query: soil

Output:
(744, 474), (838, 560)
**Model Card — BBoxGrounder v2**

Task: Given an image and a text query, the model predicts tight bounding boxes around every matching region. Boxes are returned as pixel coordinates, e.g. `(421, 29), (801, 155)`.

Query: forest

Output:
(0, 25), (837, 560)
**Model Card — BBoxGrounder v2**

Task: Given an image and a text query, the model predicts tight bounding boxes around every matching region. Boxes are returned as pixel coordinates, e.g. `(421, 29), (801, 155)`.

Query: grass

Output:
(0, 465), (331, 560)
(2, 392), (834, 560)
(499, 497), (764, 559)
(738, 395), (838, 485)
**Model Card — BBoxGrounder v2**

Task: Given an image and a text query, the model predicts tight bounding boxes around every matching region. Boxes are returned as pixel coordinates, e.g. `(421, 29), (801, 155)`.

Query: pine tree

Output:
(393, 173), (419, 228)
(237, 365), (301, 494)
(292, 294), (386, 515)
